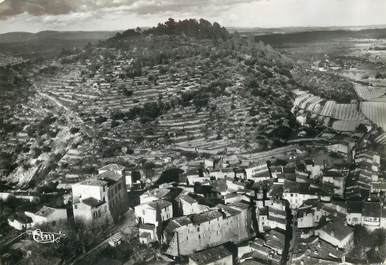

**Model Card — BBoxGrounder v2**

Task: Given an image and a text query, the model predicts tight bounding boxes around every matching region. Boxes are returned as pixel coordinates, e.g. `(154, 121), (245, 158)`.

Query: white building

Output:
(72, 168), (128, 225)
(315, 221), (354, 250)
(25, 206), (67, 227)
(135, 199), (173, 226)
(177, 194), (209, 216)
(282, 181), (319, 209)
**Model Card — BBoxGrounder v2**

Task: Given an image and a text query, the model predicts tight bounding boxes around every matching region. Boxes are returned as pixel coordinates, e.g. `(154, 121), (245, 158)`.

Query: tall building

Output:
(72, 165), (128, 226)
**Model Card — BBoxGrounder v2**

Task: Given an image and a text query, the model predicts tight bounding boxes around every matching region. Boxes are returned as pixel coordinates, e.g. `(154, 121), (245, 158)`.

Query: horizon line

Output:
(1, 23), (386, 35)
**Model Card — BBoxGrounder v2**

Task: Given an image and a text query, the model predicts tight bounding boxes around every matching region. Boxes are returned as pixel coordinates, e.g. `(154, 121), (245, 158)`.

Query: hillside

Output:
(0, 30), (119, 58)
(0, 19), (306, 186)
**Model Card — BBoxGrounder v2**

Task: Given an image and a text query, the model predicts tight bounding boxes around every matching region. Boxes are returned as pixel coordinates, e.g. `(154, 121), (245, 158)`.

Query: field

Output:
(360, 102), (386, 130)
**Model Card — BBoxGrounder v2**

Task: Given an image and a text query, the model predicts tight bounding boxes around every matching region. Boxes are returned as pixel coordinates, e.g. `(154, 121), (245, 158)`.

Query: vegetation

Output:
(352, 225), (386, 262)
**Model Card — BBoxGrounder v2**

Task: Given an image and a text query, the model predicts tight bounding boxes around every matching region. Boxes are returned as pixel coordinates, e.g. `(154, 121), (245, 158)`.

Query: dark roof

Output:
(148, 199), (172, 209)
(82, 197), (105, 208)
(191, 210), (223, 224)
(189, 245), (232, 265)
(284, 180), (311, 194)
(9, 212), (32, 223)
(139, 223), (155, 230)
(99, 164), (125, 171)
(34, 206), (61, 217)
(324, 170), (344, 178)
(179, 194), (197, 204)
(319, 221), (353, 241)
(363, 202), (381, 217)
(346, 201), (362, 213)
(98, 170), (121, 185)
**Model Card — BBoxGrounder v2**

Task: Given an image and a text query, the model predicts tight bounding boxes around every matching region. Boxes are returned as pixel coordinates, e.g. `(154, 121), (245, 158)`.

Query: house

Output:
(163, 203), (252, 256)
(265, 200), (287, 231)
(73, 197), (111, 227)
(315, 221), (354, 250)
(8, 212), (32, 231)
(98, 163), (125, 176)
(25, 206), (67, 227)
(108, 232), (123, 247)
(297, 200), (322, 228)
(362, 201), (382, 230)
(135, 199), (173, 226)
(189, 245), (233, 265)
(304, 160), (322, 179)
(224, 193), (243, 204)
(245, 162), (269, 181)
(346, 201), (362, 226)
(354, 151), (380, 168)
(209, 168), (234, 179)
(139, 223), (157, 244)
(140, 188), (171, 204)
(265, 229), (286, 255)
(249, 237), (281, 264)
(72, 169), (128, 224)
(327, 144), (349, 156)
(322, 170), (346, 198)
(282, 181), (319, 209)
(269, 166), (283, 180)
(177, 194), (208, 216)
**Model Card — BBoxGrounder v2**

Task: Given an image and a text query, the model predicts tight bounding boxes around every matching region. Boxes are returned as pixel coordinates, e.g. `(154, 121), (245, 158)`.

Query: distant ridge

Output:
(248, 27), (386, 47)
(228, 25), (386, 35)
(0, 30), (121, 43)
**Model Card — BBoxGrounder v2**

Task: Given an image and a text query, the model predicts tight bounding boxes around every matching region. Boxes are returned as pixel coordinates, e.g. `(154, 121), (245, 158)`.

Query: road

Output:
(69, 210), (137, 265)
(288, 209), (298, 265)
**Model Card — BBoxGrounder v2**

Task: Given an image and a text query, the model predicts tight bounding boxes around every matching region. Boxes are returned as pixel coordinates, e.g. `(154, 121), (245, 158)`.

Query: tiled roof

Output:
(189, 245), (231, 265)
(82, 197), (105, 208)
(34, 206), (60, 217)
(363, 202), (381, 217)
(99, 164), (125, 171)
(148, 199), (172, 209)
(319, 221), (353, 241)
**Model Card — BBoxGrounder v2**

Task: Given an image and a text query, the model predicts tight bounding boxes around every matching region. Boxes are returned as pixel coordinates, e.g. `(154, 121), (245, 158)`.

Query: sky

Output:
(0, 0), (386, 33)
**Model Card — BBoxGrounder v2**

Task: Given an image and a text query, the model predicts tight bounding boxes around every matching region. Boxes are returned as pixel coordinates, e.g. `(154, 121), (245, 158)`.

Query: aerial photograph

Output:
(1, 0), (386, 264)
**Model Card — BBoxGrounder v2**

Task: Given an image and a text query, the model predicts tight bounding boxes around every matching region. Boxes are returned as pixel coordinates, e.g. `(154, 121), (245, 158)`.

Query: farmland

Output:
(361, 102), (386, 130)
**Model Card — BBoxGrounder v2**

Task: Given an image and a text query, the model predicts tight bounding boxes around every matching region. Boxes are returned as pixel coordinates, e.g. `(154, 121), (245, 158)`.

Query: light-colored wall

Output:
(165, 207), (251, 256)
(8, 219), (32, 231)
(135, 204), (173, 225)
(316, 229), (353, 250)
(283, 193), (318, 209)
(72, 184), (104, 202)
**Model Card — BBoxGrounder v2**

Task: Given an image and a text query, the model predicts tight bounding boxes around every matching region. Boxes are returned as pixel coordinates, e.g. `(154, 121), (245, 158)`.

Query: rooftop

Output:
(189, 245), (232, 265)
(319, 221), (353, 241)
(148, 199), (172, 209)
(81, 197), (105, 208)
(179, 194), (197, 204)
(363, 201), (381, 217)
(34, 206), (61, 217)
(99, 163), (125, 171)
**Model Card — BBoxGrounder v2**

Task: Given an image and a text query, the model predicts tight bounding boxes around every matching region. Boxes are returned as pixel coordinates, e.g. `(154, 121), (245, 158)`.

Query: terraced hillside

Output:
(15, 20), (300, 179)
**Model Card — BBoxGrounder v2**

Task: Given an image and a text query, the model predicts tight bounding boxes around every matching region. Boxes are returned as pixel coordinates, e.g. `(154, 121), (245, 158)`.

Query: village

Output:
(1, 19), (386, 265)
(1, 123), (386, 265)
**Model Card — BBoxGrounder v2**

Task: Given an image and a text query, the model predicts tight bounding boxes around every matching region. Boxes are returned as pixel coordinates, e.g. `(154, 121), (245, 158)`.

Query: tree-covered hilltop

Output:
(109, 18), (230, 41)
